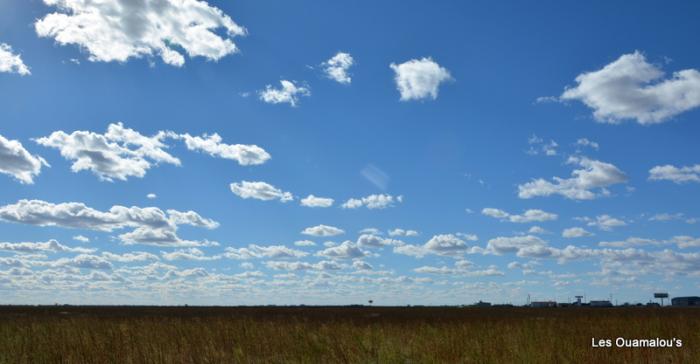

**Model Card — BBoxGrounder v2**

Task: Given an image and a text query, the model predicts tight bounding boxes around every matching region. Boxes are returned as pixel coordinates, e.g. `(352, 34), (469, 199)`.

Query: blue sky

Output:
(1, 0), (700, 305)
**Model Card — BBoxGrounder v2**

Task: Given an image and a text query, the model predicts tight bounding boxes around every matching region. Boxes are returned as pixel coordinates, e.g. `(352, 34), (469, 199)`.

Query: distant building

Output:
(589, 300), (613, 307)
(531, 301), (556, 308)
(671, 296), (700, 307)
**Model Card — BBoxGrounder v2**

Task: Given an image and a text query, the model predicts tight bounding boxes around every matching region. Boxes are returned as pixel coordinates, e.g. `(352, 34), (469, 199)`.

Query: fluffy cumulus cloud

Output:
(301, 224), (344, 237)
(486, 235), (548, 255)
(300, 195), (334, 208)
(562, 227), (593, 238)
(424, 234), (472, 255)
(0, 134), (48, 184)
(518, 156), (626, 200)
(528, 226), (547, 235)
(73, 235), (90, 243)
(390, 57), (452, 101)
(259, 80), (310, 107)
(223, 245), (308, 260)
(0, 43), (30, 75)
(0, 199), (218, 247)
(173, 133), (270, 166)
(394, 234), (480, 258)
(316, 241), (366, 259)
(0, 239), (94, 254)
(35, 0), (246, 66)
(101, 251), (159, 262)
(579, 215), (627, 231)
(230, 181), (293, 202)
(414, 262), (504, 277)
(293, 240), (316, 247)
(356, 234), (402, 248)
(597, 237), (663, 248)
(388, 228), (418, 237)
(481, 208), (558, 223)
(389, 58), (452, 101)
(557, 51), (700, 124)
(50, 254), (113, 270)
(36, 123), (180, 181)
(322, 52), (354, 84)
(265, 260), (342, 271)
(649, 164), (700, 184)
(341, 194), (403, 209)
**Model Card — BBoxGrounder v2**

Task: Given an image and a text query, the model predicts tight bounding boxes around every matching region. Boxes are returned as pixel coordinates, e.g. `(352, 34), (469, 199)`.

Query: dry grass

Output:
(0, 306), (697, 363)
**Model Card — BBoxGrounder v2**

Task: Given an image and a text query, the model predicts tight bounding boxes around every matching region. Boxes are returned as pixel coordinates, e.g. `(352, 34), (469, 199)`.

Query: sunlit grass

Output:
(0, 306), (697, 363)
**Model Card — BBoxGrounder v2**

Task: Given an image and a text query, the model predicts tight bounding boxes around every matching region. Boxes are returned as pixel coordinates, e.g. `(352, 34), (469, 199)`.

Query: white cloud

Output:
(173, 133), (270, 166)
(390, 57), (452, 101)
(265, 260), (342, 271)
(648, 213), (696, 224)
(259, 80), (310, 106)
(73, 235), (90, 243)
(35, 0), (246, 66)
(224, 244), (309, 260)
(300, 195), (334, 208)
(101, 251), (159, 262)
(162, 248), (220, 261)
(413, 234), (473, 257)
(413, 265), (453, 274)
(598, 237), (662, 248)
(580, 215), (627, 231)
(575, 138), (600, 151)
(528, 226), (547, 235)
(562, 227), (593, 238)
(322, 52), (354, 84)
(557, 51), (700, 124)
(47, 254), (113, 270)
(649, 164), (700, 184)
(486, 235), (547, 255)
(518, 156), (627, 200)
(341, 194), (403, 209)
(356, 234), (402, 248)
(414, 261), (503, 277)
(146, 193), (157, 200)
(301, 224), (344, 237)
(230, 181), (293, 202)
(0, 134), (48, 184)
(671, 236), (700, 249)
(224, 244), (308, 260)
(352, 260), (373, 271)
(359, 228), (381, 235)
(394, 234), (483, 259)
(293, 240), (316, 247)
(388, 228), (419, 237)
(526, 135), (558, 156)
(0, 43), (30, 75)
(316, 241), (367, 259)
(0, 199), (218, 247)
(36, 123), (180, 181)
(481, 208), (558, 223)
(0, 239), (94, 254)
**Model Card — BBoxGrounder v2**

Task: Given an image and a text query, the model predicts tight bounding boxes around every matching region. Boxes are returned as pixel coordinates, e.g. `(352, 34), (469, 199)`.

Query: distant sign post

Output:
(654, 293), (669, 306)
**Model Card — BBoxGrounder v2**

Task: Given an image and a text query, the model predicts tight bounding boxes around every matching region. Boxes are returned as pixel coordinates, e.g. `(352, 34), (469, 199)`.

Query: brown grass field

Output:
(0, 305), (698, 363)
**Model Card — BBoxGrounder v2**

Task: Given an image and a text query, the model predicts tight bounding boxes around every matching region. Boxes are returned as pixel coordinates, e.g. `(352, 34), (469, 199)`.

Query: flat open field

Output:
(0, 306), (698, 363)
